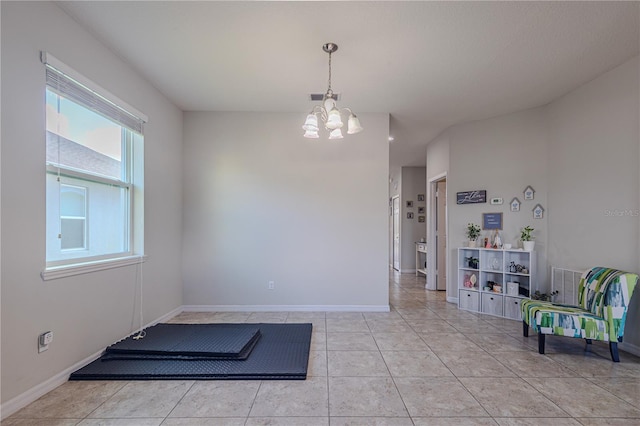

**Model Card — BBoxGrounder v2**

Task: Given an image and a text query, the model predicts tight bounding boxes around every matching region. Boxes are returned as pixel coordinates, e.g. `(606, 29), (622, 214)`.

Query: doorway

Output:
(427, 174), (447, 290)
(392, 196), (400, 271)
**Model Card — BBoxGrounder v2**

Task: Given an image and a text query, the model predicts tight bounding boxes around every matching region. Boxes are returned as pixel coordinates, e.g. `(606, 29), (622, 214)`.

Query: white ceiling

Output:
(57, 1), (639, 168)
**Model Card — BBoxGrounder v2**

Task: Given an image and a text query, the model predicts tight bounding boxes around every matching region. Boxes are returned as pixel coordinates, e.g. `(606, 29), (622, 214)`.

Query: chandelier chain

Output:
(327, 51), (332, 94)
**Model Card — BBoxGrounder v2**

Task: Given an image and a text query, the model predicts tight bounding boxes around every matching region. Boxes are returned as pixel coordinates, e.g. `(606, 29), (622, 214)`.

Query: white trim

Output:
(620, 342), (640, 358)
(447, 296), (459, 304)
(0, 306), (182, 420)
(427, 172), (447, 292)
(42, 255), (146, 281)
(41, 52), (148, 123)
(182, 305), (391, 313)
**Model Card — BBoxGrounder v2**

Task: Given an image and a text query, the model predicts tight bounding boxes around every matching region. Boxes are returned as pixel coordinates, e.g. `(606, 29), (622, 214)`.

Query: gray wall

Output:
(182, 112), (390, 308)
(1, 1), (184, 403)
(400, 167), (426, 271)
(433, 55), (639, 350)
(547, 57), (640, 351)
(448, 107), (549, 297)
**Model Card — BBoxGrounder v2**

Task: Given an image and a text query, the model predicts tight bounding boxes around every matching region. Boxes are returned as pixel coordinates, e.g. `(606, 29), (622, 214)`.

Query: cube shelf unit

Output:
(458, 247), (536, 320)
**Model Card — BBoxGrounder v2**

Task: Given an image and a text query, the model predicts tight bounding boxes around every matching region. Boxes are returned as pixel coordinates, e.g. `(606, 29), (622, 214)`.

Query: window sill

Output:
(41, 255), (146, 281)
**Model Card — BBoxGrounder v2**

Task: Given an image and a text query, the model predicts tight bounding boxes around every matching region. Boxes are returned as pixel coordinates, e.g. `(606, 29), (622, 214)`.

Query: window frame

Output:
(41, 53), (147, 280)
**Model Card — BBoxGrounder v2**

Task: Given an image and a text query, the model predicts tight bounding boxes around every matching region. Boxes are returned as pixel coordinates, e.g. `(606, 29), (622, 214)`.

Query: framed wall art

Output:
(482, 212), (503, 230)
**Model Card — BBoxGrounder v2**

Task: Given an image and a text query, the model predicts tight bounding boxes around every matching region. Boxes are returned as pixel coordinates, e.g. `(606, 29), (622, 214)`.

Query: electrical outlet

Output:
(38, 331), (53, 353)
(268, 281), (275, 290)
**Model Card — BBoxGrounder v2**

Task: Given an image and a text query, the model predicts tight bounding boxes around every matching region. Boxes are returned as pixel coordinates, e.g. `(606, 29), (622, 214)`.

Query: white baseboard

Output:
(620, 341), (640, 357)
(0, 306), (183, 420)
(182, 304), (391, 312)
(447, 296), (459, 304)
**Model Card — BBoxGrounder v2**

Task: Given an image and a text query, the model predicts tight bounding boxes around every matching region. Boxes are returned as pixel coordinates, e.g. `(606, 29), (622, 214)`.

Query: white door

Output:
(392, 196), (400, 271)
(436, 180), (447, 290)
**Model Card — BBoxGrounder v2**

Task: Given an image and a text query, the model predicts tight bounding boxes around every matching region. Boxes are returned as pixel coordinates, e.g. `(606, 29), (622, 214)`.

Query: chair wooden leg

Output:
(523, 321), (529, 337)
(538, 333), (545, 354)
(610, 342), (620, 362)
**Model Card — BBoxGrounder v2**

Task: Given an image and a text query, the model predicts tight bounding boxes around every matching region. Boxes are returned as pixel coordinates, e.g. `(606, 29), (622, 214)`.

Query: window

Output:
(43, 53), (146, 276)
(60, 184), (87, 250)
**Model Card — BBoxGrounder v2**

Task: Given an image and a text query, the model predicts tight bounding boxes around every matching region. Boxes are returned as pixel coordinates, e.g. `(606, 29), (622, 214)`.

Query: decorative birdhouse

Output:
(510, 197), (521, 212)
(523, 186), (535, 200)
(533, 204), (545, 219)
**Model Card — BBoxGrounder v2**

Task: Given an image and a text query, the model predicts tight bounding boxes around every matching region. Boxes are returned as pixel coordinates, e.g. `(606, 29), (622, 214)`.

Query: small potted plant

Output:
(466, 223), (481, 247)
(520, 226), (535, 251)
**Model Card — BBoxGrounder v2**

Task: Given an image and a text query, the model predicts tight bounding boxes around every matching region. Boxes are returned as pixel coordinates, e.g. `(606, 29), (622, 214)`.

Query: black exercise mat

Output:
(69, 323), (312, 381)
(104, 323), (261, 359)
(101, 328), (261, 361)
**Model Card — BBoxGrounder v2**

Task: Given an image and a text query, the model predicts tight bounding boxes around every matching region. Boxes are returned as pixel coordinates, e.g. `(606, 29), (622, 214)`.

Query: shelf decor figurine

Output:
(521, 226), (535, 251)
(466, 223), (481, 247)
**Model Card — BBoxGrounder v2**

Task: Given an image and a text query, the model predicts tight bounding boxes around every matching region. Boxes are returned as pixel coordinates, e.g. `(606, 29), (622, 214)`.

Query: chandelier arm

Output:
(339, 107), (356, 116)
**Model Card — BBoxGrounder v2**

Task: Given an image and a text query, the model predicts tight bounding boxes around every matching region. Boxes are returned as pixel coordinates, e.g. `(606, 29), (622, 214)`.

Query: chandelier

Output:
(302, 43), (363, 139)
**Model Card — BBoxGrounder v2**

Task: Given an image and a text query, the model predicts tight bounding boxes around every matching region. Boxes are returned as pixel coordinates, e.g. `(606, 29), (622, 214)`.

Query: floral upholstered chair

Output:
(521, 267), (638, 362)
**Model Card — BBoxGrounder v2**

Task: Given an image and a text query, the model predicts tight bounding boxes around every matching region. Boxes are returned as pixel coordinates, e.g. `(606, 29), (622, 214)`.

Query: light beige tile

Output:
(406, 319), (459, 334)
(308, 350), (328, 377)
(326, 319), (370, 333)
(246, 312), (288, 323)
(372, 332), (428, 351)
(589, 377), (640, 408)
(78, 419), (162, 426)
(420, 332), (484, 353)
(327, 351), (389, 377)
(328, 377), (407, 417)
(161, 419), (246, 426)
(459, 377), (569, 418)
(310, 331), (327, 350)
(211, 312), (252, 323)
(437, 351), (516, 377)
(330, 417), (413, 425)
(381, 350), (453, 377)
(168, 381), (259, 418)
(395, 309), (442, 320)
(88, 381), (193, 418)
(494, 419), (581, 426)
(576, 419), (640, 425)
(466, 333), (533, 352)
(327, 333), (378, 351)
(494, 351), (580, 377)
(548, 352), (640, 378)
(447, 320), (501, 334)
(524, 377), (640, 418)
(325, 312), (365, 320)
(249, 377), (328, 417)
(10, 381), (127, 419)
(365, 320), (413, 333)
(413, 418), (498, 426)
(245, 418), (328, 426)
(394, 377), (487, 417)
(1, 420), (80, 426)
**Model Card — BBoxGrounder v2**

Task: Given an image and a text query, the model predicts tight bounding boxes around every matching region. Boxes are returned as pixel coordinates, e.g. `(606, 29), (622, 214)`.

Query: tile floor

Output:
(4, 270), (640, 425)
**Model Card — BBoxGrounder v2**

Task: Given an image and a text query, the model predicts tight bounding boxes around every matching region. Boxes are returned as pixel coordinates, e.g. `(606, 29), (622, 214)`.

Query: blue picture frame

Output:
(482, 212), (503, 230)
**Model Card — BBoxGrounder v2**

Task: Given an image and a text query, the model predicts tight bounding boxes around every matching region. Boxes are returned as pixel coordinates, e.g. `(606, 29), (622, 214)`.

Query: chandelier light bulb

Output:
(347, 114), (363, 134)
(328, 128), (343, 140)
(304, 129), (320, 138)
(325, 108), (344, 130)
(302, 114), (319, 132)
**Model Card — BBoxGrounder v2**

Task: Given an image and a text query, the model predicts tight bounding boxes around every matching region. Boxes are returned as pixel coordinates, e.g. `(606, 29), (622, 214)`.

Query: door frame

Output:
(427, 173), (448, 294)
(392, 195), (400, 271)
